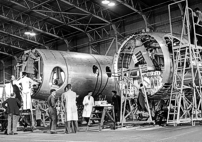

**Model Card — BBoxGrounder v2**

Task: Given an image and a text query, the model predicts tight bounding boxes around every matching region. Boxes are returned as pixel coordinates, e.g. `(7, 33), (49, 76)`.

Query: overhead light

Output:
(24, 31), (36, 36)
(102, 0), (110, 4)
(24, 31), (31, 35)
(29, 32), (36, 36)
(108, 2), (115, 7)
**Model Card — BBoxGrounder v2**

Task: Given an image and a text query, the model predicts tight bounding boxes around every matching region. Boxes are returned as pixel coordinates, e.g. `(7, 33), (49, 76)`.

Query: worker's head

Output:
(11, 75), (15, 80)
(64, 84), (71, 91)
(22, 72), (27, 77)
(112, 90), (117, 96)
(54, 79), (58, 85)
(140, 83), (143, 88)
(35, 100), (39, 105)
(194, 7), (200, 12)
(50, 89), (56, 96)
(88, 91), (92, 96)
(10, 92), (16, 98)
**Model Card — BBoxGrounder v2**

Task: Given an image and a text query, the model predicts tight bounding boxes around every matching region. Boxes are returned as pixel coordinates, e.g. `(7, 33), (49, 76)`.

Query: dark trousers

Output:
(84, 117), (90, 124)
(7, 114), (19, 134)
(48, 107), (57, 132)
(114, 109), (120, 122)
(36, 120), (41, 127)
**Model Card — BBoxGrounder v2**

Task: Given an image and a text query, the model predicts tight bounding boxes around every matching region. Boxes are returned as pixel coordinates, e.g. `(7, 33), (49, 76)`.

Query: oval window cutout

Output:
(106, 66), (112, 77)
(49, 67), (65, 89)
(93, 65), (99, 75)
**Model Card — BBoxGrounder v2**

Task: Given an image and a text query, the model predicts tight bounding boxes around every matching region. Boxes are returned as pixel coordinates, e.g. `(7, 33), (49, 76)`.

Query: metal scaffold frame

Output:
(119, 64), (154, 126)
(167, 0), (202, 126)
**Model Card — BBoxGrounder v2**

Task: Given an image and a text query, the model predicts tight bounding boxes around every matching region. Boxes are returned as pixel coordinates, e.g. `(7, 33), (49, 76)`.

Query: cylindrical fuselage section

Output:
(24, 49), (115, 103)
(113, 32), (196, 99)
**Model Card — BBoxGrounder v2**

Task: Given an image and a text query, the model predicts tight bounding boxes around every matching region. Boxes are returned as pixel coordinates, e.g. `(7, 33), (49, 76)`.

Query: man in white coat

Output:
(17, 72), (37, 110)
(82, 91), (94, 125)
(61, 84), (78, 134)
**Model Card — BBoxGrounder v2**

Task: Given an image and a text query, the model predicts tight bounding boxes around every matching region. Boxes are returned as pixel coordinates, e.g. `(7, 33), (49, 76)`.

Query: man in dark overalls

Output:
(47, 89), (57, 134)
(111, 90), (121, 122)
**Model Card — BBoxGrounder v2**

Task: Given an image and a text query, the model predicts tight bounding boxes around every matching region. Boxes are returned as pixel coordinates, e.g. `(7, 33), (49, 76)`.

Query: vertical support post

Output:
(64, 39), (70, 52)
(120, 68), (124, 127)
(87, 33), (92, 54)
(1, 60), (5, 101)
(13, 56), (18, 78)
(112, 24), (119, 52)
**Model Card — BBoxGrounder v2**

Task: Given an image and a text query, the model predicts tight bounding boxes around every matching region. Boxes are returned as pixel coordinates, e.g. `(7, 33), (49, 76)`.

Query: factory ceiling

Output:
(0, 0), (175, 60)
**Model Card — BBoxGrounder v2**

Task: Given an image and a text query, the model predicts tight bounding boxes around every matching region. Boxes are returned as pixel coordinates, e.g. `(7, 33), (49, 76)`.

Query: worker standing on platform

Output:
(16, 72), (37, 110)
(2, 93), (21, 135)
(111, 90), (121, 122)
(194, 8), (202, 46)
(61, 84), (78, 134)
(47, 89), (57, 134)
(137, 85), (147, 112)
(82, 91), (94, 125)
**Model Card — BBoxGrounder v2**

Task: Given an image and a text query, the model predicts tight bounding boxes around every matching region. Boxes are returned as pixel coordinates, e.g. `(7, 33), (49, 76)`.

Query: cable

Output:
(90, 55), (103, 97)
(99, 77), (109, 97)
(92, 73), (99, 97)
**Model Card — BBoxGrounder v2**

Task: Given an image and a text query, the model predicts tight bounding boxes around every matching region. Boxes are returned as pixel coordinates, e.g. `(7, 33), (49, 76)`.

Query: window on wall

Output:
(50, 67), (65, 89)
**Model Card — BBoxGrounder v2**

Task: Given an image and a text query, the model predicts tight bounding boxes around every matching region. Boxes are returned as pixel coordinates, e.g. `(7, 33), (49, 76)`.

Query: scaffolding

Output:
(167, 0), (202, 126)
(119, 64), (154, 126)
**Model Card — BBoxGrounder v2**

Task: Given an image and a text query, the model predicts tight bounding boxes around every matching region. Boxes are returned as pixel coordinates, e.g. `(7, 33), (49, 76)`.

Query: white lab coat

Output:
(82, 96), (94, 118)
(17, 76), (36, 110)
(62, 90), (78, 121)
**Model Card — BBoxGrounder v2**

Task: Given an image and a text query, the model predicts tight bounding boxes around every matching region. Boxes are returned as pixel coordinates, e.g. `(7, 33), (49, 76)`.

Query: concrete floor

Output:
(0, 125), (202, 142)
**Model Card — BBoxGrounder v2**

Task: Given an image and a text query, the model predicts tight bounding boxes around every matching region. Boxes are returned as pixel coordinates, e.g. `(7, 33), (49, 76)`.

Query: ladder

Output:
(167, 0), (202, 125)
(139, 65), (153, 123)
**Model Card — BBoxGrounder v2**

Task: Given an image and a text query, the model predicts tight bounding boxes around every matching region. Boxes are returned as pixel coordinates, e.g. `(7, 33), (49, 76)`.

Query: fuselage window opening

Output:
(106, 66), (112, 77)
(50, 67), (65, 89)
(93, 65), (99, 75)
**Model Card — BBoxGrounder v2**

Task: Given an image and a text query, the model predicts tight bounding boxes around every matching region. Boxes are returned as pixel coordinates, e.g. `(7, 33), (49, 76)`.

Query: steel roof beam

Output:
(59, 0), (112, 24)
(0, 4), (65, 41)
(0, 40), (24, 51)
(115, 0), (149, 28)
(7, 0), (86, 33)
(0, 51), (14, 57)
(0, 23), (49, 49)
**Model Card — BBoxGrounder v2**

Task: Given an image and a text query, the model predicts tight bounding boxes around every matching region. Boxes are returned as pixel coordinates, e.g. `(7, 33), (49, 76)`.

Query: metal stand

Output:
(86, 106), (115, 131)
(119, 65), (154, 126)
(167, 0), (202, 126)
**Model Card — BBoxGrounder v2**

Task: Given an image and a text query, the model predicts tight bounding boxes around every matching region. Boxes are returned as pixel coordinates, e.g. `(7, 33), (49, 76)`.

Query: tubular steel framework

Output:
(167, 0), (202, 126)
(0, 0), (176, 60)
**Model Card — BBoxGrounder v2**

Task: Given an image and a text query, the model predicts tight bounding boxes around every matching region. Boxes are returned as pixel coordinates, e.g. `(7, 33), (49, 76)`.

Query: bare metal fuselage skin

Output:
(28, 49), (115, 103)
(18, 32), (197, 103)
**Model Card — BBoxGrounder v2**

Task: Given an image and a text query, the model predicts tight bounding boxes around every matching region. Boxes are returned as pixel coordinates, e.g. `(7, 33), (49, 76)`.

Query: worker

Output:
(0, 99), (7, 133)
(194, 8), (202, 24)
(10, 75), (22, 103)
(16, 72), (38, 110)
(137, 85), (147, 112)
(82, 91), (94, 125)
(35, 100), (45, 127)
(61, 84), (78, 134)
(2, 93), (21, 135)
(47, 89), (57, 134)
(194, 8), (202, 46)
(111, 90), (121, 122)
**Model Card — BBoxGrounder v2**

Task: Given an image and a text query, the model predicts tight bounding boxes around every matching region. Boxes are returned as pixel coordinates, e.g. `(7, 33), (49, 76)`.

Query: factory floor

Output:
(0, 124), (202, 142)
